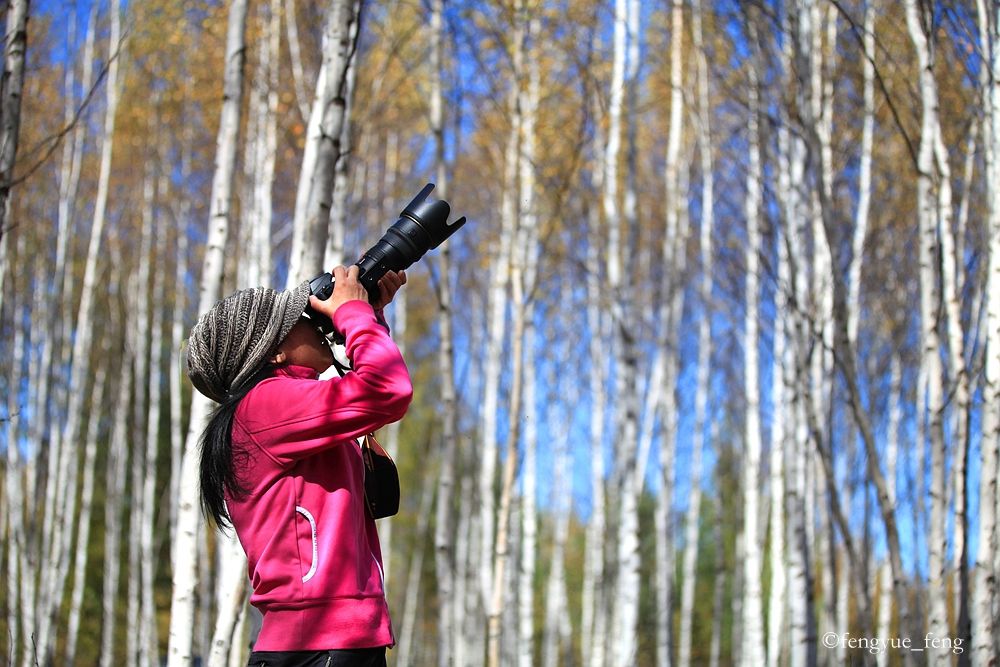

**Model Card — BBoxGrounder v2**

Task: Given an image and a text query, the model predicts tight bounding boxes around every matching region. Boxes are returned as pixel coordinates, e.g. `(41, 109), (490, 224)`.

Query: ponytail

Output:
(199, 364), (274, 530)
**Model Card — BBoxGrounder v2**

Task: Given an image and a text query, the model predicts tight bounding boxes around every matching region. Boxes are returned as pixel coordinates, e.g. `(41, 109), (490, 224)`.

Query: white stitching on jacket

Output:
(295, 506), (318, 583)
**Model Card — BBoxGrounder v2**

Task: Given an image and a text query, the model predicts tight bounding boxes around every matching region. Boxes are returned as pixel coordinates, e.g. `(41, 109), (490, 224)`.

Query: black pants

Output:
(247, 647), (387, 667)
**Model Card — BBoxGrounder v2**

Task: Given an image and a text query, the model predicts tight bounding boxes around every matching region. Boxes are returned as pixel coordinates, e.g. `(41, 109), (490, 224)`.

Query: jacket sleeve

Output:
(239, 301), (413, 465)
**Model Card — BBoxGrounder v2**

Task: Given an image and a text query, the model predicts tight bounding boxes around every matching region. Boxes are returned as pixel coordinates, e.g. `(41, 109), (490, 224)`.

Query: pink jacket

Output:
(227, 300), (412, 651)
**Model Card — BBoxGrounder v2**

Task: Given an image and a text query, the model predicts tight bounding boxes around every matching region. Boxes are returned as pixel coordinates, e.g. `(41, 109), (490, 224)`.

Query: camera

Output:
(304, 183), (466, 334)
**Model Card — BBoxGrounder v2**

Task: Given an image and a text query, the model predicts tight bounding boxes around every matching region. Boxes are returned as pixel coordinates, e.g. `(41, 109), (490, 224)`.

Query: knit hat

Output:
(186, 281), (312, 403)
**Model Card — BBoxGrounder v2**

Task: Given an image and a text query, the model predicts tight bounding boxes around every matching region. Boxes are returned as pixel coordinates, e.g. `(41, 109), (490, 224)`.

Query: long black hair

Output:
(199, 363), (275, 529)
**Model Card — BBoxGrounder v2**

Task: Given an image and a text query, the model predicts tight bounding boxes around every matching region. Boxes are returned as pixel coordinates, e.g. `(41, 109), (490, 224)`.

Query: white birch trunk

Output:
(933, 46), (972, 664)
(904, 3), (951, 660)
(487, 164), (529, 667)
(766, 228), (788, 667)
(808, 3), (840, 644)
(972, 1), (1000, 663)
(127, 161), (154, 667)
(197, 520), (214, 660)
(140, 195), (167, 666)
(36, 2), (123, 660)
(0, 0), (29, 242)
(740, 20), (765, 665)
(101, 318), (134, 667)
(42, 25), (96, 631)
(228, 601), (250, 667)
(168, 1), (249, 663)
(516, 12), (540, 667)
(877, 355), (902, 667)
(64, 354), (108, 665)
(323, 0), (361, 270)
(241, 0), (279, 287)
(286, 0), (360, 286)
(778, 14), (816, 657)
(844, 5), (873, 656)
(480, 10), (521, 642)
(582, 199), (609, 667)
(929, 42), (973, 653)
(608, 0), (643, 661)
(32, 5), (94, 482)
(4, 238), (26, 665)
(207, 531), (249, 667)
(848, 0), (875, 350)
(283, 0), (313, 123)
(395, 457), (436, 667)
(427, 0), (461, 662)
(582, 17), (609, 665)
(541, 398), (573, 667)
(679, 3), (712, 666)
(171, 132), (192, 547)
(455, 433), (477, 667)
(708, 490), (725, 667)
(487, 26), (542, 647)
(650, 5), (684, 667)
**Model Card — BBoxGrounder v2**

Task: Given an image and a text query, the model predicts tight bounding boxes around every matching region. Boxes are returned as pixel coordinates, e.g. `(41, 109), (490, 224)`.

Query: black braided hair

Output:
(199, 363), (275, 530)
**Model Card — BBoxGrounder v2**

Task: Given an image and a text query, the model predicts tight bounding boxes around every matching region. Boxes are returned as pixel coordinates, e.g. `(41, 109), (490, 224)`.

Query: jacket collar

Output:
(273, 364), (320, 380)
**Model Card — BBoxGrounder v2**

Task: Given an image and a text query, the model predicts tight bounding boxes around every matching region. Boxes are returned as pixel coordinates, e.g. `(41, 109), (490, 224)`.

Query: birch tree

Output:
(64, 344), (109, 665)
(877, 355), (903, 667)
(171, 127), (193, 546)
(429, 2), (462, 664)
(323, 0), (361, 271)
(126, 161), (153, 667)
(0, 0), (29, 255)
(515, 9), (541, 667)
(606, 0), (644, 662)
(778, 6), (816, 661)
(541, 394), (573, 667)
(100, 320), (133, 667)
(140, 170), (168, 666)
(972, 1), (1000, 663)
(168, 1), (249, 663)
(487, 9), (535, 658)
(241, 0), (280, 287)
(3, 234), (26, 665)
(581, 14), (609, 664)
(33, 3), (94, 486)
(679, 0), (715, 655)
(286, 0), (360, 287)
(904, 2), (951, 659)
(395, 455), (436, 667)
(480, 6), (521, 658)
(34, 2), (123, 660)
(740, 15), (765, 663)
(284, 0), (313, 122)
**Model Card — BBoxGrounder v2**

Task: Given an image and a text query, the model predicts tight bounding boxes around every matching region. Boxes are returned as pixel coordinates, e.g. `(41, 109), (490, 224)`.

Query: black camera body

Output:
(305, 183), (466, 334)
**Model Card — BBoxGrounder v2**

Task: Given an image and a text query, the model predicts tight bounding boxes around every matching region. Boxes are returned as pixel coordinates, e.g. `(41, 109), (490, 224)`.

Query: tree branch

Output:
(3, 26), (130, 190)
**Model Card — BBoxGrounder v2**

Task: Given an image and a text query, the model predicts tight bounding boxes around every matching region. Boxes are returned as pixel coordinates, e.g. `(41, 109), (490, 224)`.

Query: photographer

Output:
(186, 265), (411, 667)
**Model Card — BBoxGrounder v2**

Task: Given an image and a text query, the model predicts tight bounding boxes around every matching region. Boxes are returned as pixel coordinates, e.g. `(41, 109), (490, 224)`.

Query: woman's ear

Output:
(270, 350), (286, 365)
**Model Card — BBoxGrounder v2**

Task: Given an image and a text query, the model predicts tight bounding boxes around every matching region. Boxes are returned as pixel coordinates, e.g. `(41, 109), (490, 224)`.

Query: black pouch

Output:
(360, 433), (400, 519)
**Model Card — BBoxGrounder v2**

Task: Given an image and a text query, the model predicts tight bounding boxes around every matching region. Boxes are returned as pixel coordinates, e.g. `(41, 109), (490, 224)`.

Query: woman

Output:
(186, 265), (411, 667)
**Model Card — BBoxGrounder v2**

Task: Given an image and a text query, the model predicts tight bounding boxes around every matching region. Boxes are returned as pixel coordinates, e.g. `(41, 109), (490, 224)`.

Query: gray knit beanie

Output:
(186, 281), (312, 403)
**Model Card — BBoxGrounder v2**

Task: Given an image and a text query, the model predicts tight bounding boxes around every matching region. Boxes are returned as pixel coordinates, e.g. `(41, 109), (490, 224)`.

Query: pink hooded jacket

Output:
(227, 300), (412, 651)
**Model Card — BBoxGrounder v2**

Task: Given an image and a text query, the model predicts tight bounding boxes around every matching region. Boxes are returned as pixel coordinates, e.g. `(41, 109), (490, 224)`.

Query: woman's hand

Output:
(309, 265), (368, 319)
(371, 270), (407, 311)
(307, 266), (407, 320)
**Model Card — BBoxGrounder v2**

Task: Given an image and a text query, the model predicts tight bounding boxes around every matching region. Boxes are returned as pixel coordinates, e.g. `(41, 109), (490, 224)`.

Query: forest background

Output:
(1, 0), (999, 666)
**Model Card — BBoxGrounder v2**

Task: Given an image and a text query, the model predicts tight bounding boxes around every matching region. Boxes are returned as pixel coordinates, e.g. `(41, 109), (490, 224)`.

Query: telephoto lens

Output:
(304, 183), (466, 334)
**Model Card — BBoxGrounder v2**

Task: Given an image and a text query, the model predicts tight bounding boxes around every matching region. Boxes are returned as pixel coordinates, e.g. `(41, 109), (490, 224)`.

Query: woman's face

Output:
(273, 320), (334, 372)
